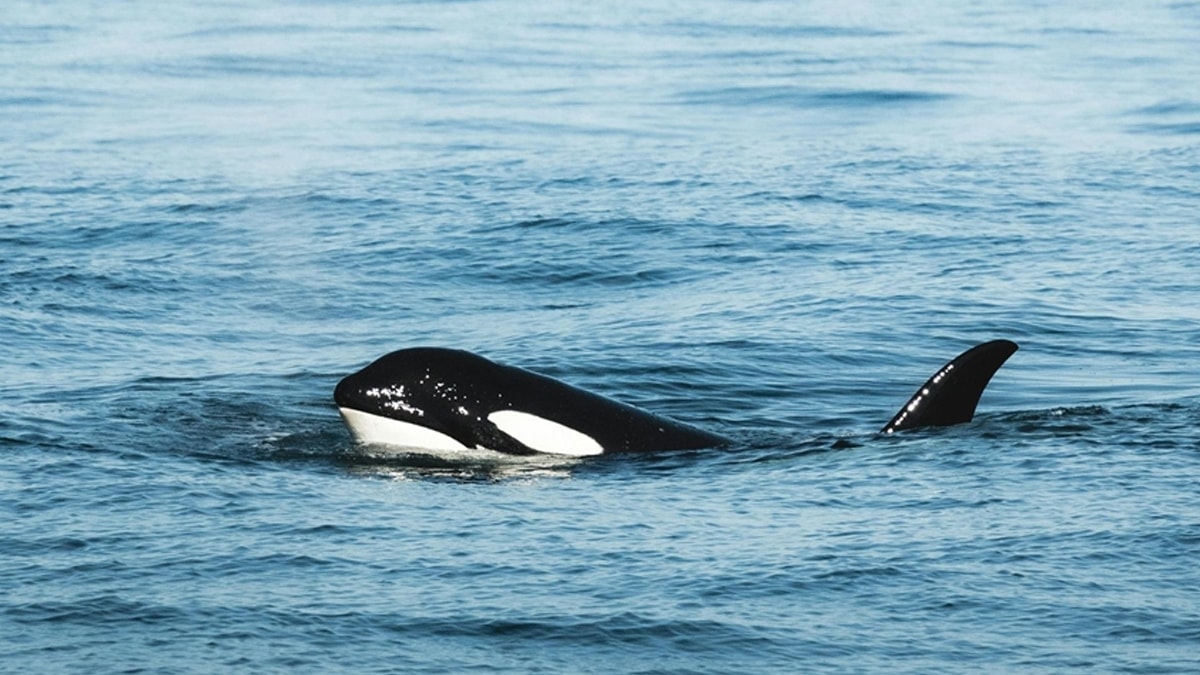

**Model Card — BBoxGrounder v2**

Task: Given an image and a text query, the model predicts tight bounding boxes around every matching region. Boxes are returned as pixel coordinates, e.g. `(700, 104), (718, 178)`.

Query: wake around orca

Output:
(333, 340), (1018, 457)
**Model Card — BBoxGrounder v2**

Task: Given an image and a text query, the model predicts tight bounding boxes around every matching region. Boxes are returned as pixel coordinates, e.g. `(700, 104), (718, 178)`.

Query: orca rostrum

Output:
(334, 340), (1018, 456)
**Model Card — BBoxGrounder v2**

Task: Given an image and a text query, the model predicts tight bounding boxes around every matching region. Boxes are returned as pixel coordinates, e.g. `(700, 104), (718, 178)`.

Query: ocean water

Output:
(3, 0), (1200, 672)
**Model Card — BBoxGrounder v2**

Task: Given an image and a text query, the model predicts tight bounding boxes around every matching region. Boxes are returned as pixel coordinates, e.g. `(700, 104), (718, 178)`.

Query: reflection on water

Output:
(334, 443), (583, 482)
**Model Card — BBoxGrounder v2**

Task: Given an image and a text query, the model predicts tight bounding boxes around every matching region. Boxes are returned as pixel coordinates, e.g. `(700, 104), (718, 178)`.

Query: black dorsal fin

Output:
(881, 340), (1018, 434)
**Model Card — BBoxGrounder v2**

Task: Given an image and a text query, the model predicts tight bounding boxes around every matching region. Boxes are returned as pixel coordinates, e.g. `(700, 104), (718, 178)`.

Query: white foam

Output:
(487, 410), (604, 456)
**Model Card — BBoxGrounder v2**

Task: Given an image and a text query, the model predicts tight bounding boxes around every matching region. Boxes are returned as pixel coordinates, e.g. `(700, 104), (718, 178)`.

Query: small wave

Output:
(678, 85), (953, 109)
(1128, 100), (1200, 116)
(330, 444), (582, 482)
(1122, 99), (1200, 135)
(661, 20), (897, 40)
(398, 610), (777, 653)
(1127, 122), (1200, 136)
(7, 595), (187, 626)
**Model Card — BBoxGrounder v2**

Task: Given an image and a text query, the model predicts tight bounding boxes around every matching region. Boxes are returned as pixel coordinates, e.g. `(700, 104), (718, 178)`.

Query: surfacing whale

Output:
(334, 340), (1018, 456)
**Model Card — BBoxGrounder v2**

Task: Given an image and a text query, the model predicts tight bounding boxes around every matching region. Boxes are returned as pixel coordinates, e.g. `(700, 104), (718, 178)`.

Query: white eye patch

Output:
(487, 410), (604, 456)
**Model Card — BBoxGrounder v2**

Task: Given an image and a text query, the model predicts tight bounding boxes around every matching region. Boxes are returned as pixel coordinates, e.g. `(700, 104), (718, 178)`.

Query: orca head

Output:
(334, 348), (606, 456)
(334, 348), (491, 452)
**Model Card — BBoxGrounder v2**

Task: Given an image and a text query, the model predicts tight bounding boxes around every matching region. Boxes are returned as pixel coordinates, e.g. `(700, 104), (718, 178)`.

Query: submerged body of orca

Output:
(333, 340), (1018, 457)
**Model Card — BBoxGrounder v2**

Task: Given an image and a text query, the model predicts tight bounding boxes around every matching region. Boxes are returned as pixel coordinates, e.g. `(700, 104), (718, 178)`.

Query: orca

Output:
(334, 339), (1018, 456)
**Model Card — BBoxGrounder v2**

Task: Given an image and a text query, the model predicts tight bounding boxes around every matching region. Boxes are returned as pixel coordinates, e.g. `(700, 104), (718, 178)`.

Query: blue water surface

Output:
(3, 0), (1200, 672)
